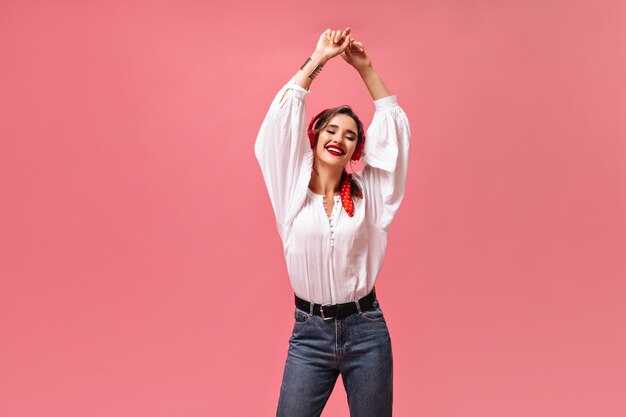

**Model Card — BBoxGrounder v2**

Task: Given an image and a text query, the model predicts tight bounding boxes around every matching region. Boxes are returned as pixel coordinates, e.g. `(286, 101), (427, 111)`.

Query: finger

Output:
(340, 33), (351, 47)
(337, 28), (351, 45)
(337, 37), (352, 54)
(352, 41), (364, 52)
(335, 29), (346, 44)
(321, 29), (331, 42)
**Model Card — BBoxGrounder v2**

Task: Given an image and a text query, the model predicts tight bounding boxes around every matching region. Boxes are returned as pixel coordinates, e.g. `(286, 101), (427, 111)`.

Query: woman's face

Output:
(314, 114), (359, 168)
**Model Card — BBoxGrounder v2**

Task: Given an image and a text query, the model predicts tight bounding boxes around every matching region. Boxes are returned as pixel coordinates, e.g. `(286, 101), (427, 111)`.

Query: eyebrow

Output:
(326, 124), (357, 137)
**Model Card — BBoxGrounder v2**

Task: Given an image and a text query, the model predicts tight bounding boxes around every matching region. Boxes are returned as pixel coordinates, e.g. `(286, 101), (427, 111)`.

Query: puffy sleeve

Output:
(254, 77), (313, 227)
(359, 95), (411, 231)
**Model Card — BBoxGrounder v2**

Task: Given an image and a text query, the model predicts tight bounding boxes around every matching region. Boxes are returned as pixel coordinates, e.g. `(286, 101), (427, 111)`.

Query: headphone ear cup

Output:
(308, 129), (316, 148)
(308, 109), (328, 149)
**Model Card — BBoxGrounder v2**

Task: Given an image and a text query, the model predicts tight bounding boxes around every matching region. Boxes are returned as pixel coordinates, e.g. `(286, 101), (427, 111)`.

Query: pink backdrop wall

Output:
(1, 0), (625, 416)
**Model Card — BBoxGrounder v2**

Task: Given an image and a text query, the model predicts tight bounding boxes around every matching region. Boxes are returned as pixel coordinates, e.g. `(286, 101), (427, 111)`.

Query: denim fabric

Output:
(277, 300), (393, 417)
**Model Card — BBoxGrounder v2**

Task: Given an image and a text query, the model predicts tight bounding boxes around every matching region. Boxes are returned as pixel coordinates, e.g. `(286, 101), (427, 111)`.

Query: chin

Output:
(318, 155), (349, 168)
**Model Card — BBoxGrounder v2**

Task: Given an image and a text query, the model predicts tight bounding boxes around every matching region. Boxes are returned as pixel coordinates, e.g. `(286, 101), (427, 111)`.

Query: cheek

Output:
(346, 141), (358, 155)
(315, 133), (328, 150)
(314, 142), (327, 158)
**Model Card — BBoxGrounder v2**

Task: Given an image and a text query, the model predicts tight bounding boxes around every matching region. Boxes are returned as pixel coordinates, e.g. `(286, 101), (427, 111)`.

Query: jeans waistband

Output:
(294, 288), (377, 320)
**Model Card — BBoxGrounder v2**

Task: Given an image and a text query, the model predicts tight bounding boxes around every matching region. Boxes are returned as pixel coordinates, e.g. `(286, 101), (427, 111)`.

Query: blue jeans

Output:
(277, 299), (393, 417)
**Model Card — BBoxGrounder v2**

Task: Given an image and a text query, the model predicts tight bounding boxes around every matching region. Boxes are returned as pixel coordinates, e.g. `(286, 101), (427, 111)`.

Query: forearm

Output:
(358, 67), (391, 101)
(294, 52), (328, 91)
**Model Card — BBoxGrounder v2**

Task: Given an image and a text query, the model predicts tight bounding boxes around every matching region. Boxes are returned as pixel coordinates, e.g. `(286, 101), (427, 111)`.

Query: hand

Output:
(314, 28), (353, 62)
(340, 37), (372, 74)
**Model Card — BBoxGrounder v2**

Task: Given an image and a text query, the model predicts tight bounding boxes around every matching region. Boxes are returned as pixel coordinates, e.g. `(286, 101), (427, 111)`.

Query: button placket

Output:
(327, 196), (340, 248)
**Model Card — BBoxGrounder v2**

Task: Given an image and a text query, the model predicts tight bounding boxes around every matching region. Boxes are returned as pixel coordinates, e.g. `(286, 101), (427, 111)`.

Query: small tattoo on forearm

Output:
(308, 64), (323, 80)
(300, 57), (312, 70)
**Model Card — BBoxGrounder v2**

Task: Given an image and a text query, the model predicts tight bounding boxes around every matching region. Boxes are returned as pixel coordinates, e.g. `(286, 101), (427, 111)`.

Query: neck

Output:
(309, 160), (344, 196)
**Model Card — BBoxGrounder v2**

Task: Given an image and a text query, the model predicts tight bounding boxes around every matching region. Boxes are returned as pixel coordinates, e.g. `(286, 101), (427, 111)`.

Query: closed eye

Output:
(326, 124), (357, 140)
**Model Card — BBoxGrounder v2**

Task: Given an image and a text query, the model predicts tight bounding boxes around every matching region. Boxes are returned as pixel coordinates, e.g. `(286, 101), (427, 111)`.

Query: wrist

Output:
(295, 52), (328, 89)
(299, 53), (327, 81)
(310, 51), (329, 66)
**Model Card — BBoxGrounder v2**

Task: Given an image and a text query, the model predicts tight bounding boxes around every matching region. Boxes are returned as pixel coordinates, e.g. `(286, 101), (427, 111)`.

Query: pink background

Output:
(1, 0), (625, 416)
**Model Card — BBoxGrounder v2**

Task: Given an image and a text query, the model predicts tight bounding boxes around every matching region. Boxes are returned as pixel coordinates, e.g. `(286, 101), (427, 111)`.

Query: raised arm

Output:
(341, 38), (391, 100)
(341, 36), (411, 230)
(255, 28), (354, 227)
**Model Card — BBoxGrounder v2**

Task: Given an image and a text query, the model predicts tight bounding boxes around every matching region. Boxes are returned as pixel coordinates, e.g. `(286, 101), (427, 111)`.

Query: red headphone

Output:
(307, 109), (365, 161)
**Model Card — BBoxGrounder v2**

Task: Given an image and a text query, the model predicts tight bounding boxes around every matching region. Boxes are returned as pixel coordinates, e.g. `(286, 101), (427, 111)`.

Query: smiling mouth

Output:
(325, 145), (345, 156)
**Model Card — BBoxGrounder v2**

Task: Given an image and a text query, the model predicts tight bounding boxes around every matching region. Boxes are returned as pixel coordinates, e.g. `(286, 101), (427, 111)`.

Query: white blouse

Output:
(255, 77), (411, 304)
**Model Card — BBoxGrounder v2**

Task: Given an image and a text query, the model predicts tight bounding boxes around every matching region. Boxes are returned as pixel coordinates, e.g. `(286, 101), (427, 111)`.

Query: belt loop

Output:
(355, 299), (362, 315)
(309, 300), (314, 316)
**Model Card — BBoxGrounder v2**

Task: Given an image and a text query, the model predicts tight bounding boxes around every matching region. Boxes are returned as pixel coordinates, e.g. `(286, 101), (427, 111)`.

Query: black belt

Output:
(295, 288), (377, 320)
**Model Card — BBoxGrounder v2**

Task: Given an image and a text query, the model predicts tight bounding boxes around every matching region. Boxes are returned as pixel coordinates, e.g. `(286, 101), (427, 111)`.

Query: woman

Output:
(255, 27), (411, 417)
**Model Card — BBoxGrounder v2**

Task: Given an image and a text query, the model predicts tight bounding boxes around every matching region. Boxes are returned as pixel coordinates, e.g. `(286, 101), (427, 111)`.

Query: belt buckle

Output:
(319, 304), (333, 320)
